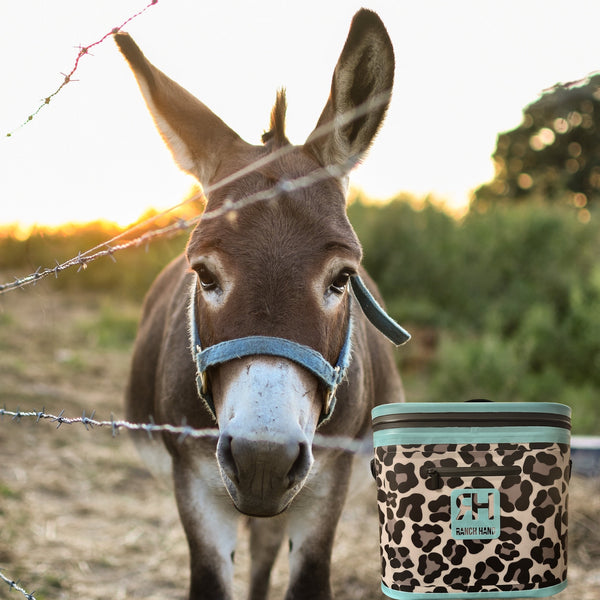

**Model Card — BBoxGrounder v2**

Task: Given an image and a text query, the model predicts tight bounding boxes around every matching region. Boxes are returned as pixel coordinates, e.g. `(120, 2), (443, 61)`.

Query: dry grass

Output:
(0, 284), (598, 599)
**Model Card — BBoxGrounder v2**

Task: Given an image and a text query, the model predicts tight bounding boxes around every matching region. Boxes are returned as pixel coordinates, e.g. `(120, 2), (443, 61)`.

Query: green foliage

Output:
(348, 196), (600, 433)
(350, 196), (459, 327)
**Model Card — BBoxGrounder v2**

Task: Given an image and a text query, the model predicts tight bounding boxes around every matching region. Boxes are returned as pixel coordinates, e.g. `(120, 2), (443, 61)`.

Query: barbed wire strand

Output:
(0, 570), (37, 600)
(0, 89), (391, 295)
(0, 213), (198, 294)
(4, 0), (160, 138)
(0, 407), (371, 454)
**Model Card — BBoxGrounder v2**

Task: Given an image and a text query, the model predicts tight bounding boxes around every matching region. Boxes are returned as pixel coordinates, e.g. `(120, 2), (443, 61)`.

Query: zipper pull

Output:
(427, 468), (441, 489)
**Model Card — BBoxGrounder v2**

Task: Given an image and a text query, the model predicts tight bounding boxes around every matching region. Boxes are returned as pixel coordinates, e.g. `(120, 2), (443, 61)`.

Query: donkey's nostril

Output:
(285, 440), (311, 490)
(217, 433), (313, 493)
(216, 433), (239, 485)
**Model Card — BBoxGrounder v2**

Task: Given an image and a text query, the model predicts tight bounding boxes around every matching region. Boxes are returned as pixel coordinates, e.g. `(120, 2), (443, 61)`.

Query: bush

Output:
(349, 196), (460, 327)
(349, 196), (600, 433)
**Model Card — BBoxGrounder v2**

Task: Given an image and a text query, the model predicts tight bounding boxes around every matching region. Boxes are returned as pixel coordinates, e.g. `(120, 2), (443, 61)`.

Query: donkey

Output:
(116, 9), (408, 600)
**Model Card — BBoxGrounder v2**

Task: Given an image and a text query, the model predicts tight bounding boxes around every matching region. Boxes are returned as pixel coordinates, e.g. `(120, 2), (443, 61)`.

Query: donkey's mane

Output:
(262, 89), (290, 148)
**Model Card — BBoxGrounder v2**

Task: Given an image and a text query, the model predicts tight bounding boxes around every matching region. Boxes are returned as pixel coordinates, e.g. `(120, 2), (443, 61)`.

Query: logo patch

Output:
(451, 488), (501, 539)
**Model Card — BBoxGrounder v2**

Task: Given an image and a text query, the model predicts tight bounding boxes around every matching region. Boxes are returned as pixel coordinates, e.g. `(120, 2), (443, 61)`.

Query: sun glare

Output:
(0, 181), (207, 242)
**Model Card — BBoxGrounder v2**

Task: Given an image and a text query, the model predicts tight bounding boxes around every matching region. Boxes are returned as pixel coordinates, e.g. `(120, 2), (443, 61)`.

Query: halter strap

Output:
(350, 275), (410, 345)
(189, 274), (409, 425)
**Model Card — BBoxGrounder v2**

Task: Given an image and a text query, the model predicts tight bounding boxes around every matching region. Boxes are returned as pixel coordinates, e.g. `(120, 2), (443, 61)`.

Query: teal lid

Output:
(372, 402), (571, 420)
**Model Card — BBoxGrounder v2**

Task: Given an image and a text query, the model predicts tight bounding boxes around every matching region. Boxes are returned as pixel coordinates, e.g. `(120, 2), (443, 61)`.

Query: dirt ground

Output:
(1, 283), (599, 600)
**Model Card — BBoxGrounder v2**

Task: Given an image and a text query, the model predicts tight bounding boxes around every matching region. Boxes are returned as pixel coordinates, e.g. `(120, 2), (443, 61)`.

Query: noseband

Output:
(189, 275), (410, 425)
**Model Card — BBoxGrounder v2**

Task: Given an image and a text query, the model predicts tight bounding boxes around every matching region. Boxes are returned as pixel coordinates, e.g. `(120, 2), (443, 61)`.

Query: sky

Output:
(2, 0), (600, 229)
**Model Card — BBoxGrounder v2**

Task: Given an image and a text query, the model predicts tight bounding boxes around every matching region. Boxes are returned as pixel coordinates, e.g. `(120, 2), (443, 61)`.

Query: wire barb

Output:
(0, 570), (38, 600)
(4, 0), (160, 137)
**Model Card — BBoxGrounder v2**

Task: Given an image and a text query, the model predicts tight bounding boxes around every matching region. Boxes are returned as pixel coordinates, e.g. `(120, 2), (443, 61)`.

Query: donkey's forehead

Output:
(187, 151), (361, 264)
(189, 193), (360, 259)
(209, 142), (332, 195)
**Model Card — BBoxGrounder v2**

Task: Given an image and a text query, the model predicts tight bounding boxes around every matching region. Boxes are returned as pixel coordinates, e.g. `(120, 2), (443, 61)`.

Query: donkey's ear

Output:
(305, 9), (394, 174)
(115, 32), (244, 187)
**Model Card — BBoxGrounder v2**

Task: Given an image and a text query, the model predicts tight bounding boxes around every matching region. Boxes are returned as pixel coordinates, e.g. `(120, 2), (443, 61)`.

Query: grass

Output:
(0, 483), (21, 501)
(78, 302), (139, 350)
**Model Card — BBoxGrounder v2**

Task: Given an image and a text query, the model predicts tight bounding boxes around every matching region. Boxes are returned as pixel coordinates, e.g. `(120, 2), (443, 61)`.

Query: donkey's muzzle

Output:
(216, 431), (313, 517)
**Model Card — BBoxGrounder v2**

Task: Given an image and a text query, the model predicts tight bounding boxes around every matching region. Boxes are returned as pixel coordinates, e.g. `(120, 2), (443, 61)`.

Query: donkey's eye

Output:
(330, 270), (351, 295)
(196, 265), (219, 291)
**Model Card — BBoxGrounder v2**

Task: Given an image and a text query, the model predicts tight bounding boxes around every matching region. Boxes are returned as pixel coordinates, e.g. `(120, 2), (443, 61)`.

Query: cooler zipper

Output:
(372, 412), (571, 431)
(427, 465), (521, 489)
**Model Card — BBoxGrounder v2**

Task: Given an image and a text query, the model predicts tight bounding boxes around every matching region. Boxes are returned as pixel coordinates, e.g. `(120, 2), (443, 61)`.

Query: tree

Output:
(472, 73), (600, 217)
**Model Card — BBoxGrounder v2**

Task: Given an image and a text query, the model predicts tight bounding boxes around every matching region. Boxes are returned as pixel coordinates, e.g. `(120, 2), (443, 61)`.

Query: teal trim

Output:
(381, 580), (567, 599)
(372, 402), (571, 419)
(373, 426), (570, 448)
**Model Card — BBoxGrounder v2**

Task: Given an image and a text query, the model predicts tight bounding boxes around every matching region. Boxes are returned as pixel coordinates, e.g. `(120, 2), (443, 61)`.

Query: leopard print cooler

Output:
(371, 402), (571, 599)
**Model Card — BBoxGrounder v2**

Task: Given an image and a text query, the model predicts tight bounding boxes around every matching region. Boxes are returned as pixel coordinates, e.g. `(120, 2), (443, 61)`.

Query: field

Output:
(1, 281), (599, 600)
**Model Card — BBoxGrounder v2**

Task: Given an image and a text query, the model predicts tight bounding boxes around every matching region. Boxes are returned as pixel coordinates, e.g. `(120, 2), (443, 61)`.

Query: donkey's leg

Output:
(284, 452), (353, 600)
(173, 456), (239, 600)
(247, 515), (287, 600)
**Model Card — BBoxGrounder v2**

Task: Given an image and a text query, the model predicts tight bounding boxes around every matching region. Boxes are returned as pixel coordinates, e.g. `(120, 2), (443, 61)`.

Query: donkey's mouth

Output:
(216, 432), (313, 517)
(222, 478), (300, 518)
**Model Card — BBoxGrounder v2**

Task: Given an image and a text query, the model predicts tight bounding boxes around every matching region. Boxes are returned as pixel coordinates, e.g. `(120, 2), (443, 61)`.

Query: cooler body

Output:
(372, 402), (571, 599)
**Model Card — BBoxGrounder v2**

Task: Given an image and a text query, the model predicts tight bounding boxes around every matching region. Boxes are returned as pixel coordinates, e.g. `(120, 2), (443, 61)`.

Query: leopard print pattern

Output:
(374, 442), (570, 595)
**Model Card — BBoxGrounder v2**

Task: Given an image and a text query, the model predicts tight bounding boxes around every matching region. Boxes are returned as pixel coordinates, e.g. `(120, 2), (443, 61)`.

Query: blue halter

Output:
(189, 274), (410, 425)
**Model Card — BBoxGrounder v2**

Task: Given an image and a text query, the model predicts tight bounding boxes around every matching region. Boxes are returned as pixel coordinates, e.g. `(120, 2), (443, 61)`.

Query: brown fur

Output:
(116, 9), (402, 600)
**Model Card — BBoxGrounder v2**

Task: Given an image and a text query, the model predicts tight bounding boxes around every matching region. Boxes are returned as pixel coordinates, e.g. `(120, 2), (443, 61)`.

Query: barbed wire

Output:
(4, 0), (160, 138)
(0, 407), (372, 454)
(0, 89), (390, 295)
(0, 212), (198, 294)
(0, 570), (37, 600)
